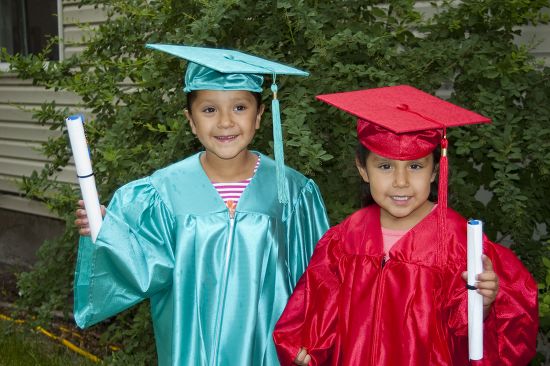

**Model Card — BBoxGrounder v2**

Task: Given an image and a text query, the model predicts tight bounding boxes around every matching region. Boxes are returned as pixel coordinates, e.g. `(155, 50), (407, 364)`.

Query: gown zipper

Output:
(369, 255), (386, 365)
(210, 210), (235, 366)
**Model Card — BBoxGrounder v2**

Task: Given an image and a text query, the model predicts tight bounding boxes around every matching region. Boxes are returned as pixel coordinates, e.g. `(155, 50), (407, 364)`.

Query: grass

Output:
(0, 320), (98, 366)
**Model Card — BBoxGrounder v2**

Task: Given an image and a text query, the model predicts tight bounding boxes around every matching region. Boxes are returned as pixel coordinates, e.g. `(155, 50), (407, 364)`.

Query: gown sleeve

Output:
(274, 226), (342, 366)
(443, 239), (538, 365)
(284, 179), (330, 287)
(74, 177), (176, 328)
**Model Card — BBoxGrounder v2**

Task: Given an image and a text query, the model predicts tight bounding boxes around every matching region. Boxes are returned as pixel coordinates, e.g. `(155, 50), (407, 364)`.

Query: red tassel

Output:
(437, 135), (449, 266)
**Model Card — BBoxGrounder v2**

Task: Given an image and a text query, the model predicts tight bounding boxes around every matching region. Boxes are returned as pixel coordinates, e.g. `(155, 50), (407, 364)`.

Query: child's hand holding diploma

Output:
(75, 200), (106, 237)
(462, 254), (499, 319)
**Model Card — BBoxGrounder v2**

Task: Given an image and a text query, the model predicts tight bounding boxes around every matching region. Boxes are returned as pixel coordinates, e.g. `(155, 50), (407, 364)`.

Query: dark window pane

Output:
(0, 0), (59, 60)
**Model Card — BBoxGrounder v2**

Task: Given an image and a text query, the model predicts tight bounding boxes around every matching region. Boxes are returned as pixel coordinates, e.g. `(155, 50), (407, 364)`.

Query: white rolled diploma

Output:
(467, 219), (484, 360)
(65, 114), (103, 243)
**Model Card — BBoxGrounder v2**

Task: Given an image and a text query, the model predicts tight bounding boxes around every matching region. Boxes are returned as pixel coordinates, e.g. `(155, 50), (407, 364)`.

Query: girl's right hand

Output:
(294, 347), (311, 365)
(75, 200), (106, 236)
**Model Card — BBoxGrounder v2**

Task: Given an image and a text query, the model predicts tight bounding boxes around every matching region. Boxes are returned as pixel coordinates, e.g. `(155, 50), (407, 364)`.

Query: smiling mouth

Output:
(215, 135), (238, 142)
(391, 195), (410, 201)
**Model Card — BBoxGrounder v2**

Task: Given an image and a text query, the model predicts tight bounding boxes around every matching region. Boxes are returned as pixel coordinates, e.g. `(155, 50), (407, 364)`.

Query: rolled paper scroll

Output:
(66, 114), (102, 242)
(467, 219), (484, 360)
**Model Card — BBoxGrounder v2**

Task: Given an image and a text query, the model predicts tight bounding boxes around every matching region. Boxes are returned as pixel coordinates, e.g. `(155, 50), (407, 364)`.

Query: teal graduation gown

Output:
(73, 152), (330, 365)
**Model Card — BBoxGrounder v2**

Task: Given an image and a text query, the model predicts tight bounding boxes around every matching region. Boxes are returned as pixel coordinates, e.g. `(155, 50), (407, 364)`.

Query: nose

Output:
(217, 108), (234, 128)
(392, 167), (409, 188)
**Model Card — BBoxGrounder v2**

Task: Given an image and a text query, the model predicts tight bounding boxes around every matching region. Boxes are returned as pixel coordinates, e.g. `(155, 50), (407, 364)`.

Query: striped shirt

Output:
(212, 155), (260, 209)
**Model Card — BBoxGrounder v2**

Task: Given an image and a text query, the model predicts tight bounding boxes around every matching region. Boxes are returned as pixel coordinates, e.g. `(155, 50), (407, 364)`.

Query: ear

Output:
(430, 169), (437, 183)
(184, 109), (197, 135)
(355, 157), (369, 183)
(255, 104), (265, 130)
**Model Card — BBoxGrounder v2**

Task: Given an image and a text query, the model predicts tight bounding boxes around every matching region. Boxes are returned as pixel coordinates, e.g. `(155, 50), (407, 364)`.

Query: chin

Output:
(384, 206), (414, 218)
(212, 149), (246, 160)
(388, 211), (412, 220)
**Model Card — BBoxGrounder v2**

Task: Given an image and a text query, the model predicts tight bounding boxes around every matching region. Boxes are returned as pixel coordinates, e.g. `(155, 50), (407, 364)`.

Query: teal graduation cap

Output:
(146, 44), (309, 203)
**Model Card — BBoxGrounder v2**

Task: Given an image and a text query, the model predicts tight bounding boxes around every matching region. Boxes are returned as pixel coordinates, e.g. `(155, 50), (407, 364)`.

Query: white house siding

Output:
(63, 0), (108, 58)
(0, 1), (108, 217)
(0, 1), (549, 217)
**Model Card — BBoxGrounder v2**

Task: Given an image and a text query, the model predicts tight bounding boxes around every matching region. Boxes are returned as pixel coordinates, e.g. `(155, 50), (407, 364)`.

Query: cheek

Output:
(416, 175), (434, 196)
(187, 114), (199, 134)
(368, 181), (388, 206)
(367, 176), (387, 195)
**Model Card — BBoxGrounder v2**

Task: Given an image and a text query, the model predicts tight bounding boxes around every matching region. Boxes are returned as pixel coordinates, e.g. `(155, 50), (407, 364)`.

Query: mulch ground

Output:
(0, 266), (120, 361)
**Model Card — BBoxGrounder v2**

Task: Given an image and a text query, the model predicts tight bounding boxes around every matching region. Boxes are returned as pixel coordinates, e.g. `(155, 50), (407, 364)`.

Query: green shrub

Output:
(1, 0), (549, 362)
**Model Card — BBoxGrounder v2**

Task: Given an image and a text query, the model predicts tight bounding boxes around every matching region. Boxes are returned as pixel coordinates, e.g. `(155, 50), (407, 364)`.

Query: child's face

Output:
(357, 152), (436, 230)
(185, 90), (264, 161)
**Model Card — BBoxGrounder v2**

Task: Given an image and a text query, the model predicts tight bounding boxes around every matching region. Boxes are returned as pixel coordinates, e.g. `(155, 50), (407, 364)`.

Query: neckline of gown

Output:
(195, 150), (264, 214)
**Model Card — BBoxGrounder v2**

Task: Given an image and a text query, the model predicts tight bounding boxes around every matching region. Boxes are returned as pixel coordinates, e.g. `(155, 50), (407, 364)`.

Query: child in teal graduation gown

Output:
(73, 45), (330, 366)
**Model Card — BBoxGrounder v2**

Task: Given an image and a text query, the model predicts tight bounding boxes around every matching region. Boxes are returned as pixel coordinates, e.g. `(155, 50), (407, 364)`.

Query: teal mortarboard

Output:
(146, 44), (309, 203)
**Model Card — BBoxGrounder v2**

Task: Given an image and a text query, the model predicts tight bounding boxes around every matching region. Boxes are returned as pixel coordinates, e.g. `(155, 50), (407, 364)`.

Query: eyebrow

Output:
(370, 155), (432, 164)
(411, 156), (432, 163)
(369, 155), (391, 163)
(196, 97), (254, 105)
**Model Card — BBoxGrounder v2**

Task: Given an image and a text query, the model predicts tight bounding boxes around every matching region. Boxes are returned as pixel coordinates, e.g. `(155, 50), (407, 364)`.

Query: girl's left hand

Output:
(462, 255), (499, 316)
(294, 347), (311, 366)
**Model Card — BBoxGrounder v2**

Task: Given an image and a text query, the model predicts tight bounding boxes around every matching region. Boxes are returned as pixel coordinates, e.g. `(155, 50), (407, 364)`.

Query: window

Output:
(0, 0), (59, 60)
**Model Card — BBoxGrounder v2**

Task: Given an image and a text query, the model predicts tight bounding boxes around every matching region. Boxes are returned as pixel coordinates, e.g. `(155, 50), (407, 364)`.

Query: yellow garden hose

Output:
(0, 312), (102, 363)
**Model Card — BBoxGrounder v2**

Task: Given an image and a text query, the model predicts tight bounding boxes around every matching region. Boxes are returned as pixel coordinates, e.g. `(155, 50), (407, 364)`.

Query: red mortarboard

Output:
(316, 85), (490, 159)
(317, 85), (491, 264)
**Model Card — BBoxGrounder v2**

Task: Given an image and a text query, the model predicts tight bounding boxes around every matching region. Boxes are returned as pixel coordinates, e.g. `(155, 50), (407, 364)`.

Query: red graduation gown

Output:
(273, 205), (538, 365)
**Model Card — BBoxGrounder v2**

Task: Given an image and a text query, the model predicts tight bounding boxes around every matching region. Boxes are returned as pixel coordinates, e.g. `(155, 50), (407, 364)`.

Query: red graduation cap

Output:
(317, 85), (491, 263)
(316, 85), (490, 159)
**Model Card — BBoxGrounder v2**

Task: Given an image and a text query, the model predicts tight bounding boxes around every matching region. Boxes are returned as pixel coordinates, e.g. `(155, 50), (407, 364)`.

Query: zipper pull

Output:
(226, 200), (236, 219)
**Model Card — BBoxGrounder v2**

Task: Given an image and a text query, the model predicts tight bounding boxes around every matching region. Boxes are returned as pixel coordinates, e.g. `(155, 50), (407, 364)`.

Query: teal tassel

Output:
(271, 83), (289, 204)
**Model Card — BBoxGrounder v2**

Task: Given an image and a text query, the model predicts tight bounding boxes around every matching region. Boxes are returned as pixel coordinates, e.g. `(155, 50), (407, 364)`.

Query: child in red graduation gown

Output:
(273, 85), (538, 366)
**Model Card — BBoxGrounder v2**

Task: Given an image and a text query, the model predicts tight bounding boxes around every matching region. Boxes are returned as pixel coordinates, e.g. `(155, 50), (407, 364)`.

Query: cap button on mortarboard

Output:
(397, 103), (409, 111)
